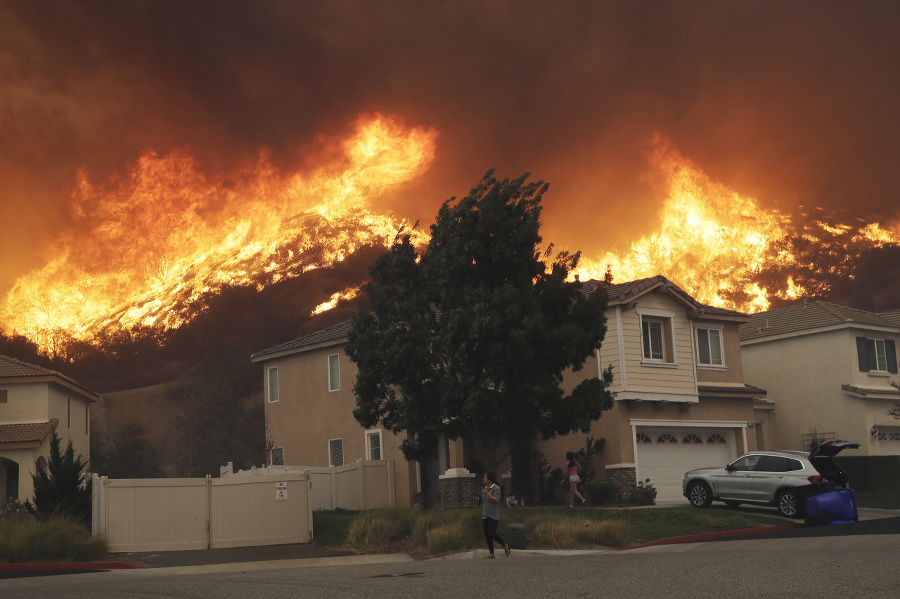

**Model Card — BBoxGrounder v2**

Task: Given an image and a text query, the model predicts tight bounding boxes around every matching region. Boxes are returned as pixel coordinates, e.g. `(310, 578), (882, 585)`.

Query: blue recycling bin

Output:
(805, 488), (858, 526)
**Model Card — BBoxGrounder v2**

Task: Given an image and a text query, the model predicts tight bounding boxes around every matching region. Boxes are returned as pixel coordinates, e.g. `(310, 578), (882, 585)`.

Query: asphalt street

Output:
(2, 508), (898, 598)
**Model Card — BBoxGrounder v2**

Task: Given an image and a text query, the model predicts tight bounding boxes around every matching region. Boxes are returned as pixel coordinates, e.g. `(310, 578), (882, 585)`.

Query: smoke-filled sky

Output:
(2, 0), (899, 299)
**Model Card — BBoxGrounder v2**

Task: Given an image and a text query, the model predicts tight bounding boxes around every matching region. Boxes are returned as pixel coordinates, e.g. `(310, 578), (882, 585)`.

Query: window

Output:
(635, 433), (652, 443)
(642, 319), (664, 360)
(696, 327), (724, 366)
(329, 438), (344, 466)
(67, 398), (71, 429)
(271, 447), (284, 466)
(683, 433), (703, 444)
(657, 433), (678, 444)
(857, 337), (898, 374)
(85, 405), (89, 436)
(729, 455), (760, 472)
(267, 367), (279, 403)
(328, 354), (340, 391)
(0, 389), (7, 403)
(366, 430), (383, 460)
(707, 434), (726, 444)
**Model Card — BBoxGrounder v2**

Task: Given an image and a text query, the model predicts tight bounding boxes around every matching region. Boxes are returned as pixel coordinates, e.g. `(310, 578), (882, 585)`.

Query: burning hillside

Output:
(1, 115), (899, 355)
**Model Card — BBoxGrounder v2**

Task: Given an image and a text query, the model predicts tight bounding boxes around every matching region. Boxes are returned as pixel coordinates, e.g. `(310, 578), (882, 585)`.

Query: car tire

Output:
(723, 500), (742, 508)
(776, 489), (804, 518)
(687, 481), (712, 508)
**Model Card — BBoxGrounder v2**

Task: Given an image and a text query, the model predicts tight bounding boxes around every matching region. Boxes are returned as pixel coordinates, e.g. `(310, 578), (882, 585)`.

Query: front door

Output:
(4, 461), (19, 500)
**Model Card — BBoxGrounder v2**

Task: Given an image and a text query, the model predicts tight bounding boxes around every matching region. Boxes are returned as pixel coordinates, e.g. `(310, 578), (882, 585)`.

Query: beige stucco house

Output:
(252, 275), (768, 504)
(0, 355), (98, 502)
(740, 301), (900, 456)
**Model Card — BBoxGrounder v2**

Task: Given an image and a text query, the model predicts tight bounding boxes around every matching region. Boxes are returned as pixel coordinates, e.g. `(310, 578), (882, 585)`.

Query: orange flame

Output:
(575, 135), (900, 312)
(1, 115), (436, 352)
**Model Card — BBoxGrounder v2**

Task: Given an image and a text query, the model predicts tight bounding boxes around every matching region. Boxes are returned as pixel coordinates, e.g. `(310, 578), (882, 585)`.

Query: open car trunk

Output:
(808, 439), (860, 486)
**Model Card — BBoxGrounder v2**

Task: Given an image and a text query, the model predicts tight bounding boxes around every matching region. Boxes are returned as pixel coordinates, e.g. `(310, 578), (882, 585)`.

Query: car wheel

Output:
(687, 481), (712, 508)
(776, 490), (803, 518)
(723, 500), (742, 508)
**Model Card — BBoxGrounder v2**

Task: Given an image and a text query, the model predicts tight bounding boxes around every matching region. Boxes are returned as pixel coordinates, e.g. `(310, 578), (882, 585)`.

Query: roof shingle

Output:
(0, 419), (59, 446)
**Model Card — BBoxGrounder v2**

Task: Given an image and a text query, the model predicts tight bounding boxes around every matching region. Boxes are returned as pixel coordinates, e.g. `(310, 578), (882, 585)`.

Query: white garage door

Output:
(635, 428), (734, 502)
(879, 428), (900, 456)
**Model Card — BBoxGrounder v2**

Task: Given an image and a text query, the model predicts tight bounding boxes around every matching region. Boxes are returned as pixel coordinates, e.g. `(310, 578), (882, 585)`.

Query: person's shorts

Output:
(569, 475), (580, 484)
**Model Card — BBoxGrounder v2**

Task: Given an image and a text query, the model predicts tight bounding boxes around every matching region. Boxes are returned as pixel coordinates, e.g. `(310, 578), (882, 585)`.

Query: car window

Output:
(729, 455), (760, 471)
(756, 456), (784, 472)
(784, 458), (804, 472)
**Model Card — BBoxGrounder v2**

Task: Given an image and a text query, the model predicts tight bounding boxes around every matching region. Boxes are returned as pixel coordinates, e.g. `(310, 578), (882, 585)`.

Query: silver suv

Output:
(682, 441), (858, 518)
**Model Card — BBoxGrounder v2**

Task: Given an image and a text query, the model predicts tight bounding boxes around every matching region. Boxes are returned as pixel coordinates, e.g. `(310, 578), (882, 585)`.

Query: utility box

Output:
(504, 523), (528, 550)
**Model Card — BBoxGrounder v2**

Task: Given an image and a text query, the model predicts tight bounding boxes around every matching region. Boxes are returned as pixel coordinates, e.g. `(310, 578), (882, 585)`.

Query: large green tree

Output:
(345, 170), (614, 500)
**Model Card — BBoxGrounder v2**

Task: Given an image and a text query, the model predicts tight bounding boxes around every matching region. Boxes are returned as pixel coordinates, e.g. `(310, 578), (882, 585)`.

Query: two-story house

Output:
(740, 300), (900, 456)
(0, 355), (99, 502)
(251, 275), (768, 504)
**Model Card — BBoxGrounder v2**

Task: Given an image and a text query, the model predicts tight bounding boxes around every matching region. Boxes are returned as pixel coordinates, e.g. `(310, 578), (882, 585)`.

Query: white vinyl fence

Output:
(220, 459), (395, 511)
(92, 471), (313, 552)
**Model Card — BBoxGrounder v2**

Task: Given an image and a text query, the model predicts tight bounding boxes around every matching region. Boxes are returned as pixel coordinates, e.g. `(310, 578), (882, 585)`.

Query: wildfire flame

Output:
(574, 134), (900, 312)
(1, 115), (436, 351)
(3, 118), (899, 355)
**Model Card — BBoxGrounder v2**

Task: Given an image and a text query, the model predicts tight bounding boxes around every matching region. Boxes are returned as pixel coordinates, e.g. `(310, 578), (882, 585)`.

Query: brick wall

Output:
(605, 466), (637, 500)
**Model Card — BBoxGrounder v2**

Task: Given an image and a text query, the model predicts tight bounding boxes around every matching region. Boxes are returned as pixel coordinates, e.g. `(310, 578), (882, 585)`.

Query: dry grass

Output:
(0, 517), (108, 563)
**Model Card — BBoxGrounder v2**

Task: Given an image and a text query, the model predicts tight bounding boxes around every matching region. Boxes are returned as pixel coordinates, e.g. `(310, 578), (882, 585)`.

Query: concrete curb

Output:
(0, 561), (148, 573)
(621, 523), (804, 550)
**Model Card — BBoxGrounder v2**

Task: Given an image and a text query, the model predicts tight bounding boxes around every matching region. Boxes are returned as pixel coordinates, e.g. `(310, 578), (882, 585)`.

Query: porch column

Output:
(439, 437), (476, 510)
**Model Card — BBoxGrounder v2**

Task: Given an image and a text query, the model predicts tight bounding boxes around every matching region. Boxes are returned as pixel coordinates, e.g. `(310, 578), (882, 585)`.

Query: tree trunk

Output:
(508, 432), (534, 504)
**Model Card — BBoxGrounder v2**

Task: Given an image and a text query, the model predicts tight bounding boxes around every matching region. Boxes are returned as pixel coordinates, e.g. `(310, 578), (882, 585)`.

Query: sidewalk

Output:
(2, 506), (897, 579)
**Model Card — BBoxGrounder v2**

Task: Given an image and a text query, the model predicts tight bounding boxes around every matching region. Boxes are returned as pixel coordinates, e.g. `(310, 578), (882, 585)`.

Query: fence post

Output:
(330, 465), (337, 510)
(358, 459), (367, 510)
(206, 474), (212, 549)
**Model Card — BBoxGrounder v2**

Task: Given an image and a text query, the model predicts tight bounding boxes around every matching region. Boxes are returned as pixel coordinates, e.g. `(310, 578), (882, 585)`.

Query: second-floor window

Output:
(642, 318), (664, 360)
(696, 327), (724, 366)
(268, 367), (279, 403)
(857, 337), (898, 374)
(328, 354), (340, 391)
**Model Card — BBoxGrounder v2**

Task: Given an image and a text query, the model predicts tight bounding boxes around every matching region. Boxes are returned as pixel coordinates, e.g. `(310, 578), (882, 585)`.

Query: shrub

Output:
(30, 432), (92, 527)
(347, 507), (416, 550)
(0, 498), (35, 522)
(425, 522), (469, 554)
(528, 514), (628, 549)
(584, 481), (619, 505)
(0, 517), (108, 563)
(627, 479), (657, 505)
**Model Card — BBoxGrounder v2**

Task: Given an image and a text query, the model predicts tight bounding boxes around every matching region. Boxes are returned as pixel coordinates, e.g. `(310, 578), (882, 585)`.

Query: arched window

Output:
(683, 433), (703, 444)
(635, 432), (652, 443)
(707, 434), (726, 444)
(657, 433), (678, 444)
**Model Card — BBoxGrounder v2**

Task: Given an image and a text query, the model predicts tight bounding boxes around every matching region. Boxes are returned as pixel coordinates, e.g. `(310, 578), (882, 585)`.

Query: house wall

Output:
(263, 345), (415, 506)
(695, 320), (745, 385)
(48, 385), (91, 462)
(621, 296), (697, 395)
(0, 382), (50, 421)
(0, 381), (92, 502)
(741, 328), (874, 453)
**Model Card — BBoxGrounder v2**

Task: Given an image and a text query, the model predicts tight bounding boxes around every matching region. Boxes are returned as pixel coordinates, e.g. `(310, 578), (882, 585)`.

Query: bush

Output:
(528, 514), (628, 549)
(0, 517), (108, 563)
(627, 479), (657, 505)
(584, 481), (619, 505)
(347, 507), (416, 550)
(30, 432), (92, 527)
(0, 498), (35, 522)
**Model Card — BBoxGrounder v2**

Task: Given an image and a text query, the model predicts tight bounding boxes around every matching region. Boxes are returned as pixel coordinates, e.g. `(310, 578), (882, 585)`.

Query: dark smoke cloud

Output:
(3, 0), (900, 296)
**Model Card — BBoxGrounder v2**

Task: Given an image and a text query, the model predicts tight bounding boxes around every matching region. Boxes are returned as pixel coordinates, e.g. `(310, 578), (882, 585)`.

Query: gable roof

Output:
(251, 320), (353, 362)
(252, 275), (749, 362)
(0, 355), (100, 402)
(739, 300), (900, 343)
(880, 310), (900, 328)
(0, 418), (59, 448)
(582, 275), (749, 322)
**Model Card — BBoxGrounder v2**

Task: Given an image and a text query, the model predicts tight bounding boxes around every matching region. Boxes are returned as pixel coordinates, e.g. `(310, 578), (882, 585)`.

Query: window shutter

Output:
(856, 337), (868, 372)
(886, 339), (898, 374)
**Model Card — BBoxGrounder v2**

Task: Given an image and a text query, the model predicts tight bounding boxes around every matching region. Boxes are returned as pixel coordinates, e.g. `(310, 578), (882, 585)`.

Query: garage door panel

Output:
(636, 428), (733, 502)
